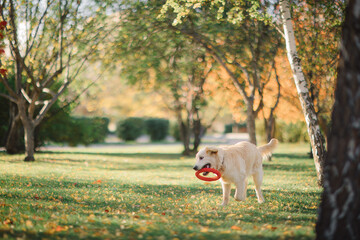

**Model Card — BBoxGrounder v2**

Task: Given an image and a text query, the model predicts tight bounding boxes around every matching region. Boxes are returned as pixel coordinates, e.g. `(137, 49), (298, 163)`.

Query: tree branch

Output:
(173, 25), (250, 102)
(24, 0), (54, 58)
(34, 80), (70, 126)
(0, 93), (17, 103)
(0, 74), (17, 98)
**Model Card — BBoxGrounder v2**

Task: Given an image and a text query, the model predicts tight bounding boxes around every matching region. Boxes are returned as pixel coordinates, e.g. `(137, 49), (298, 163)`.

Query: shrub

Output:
(38, 115), (109, 146)
(256, 119), (309, 143)
(224, 122), (247, 133)
(116, 117), (145, 141)
(0, 99), (9, 147)
(91, 117), (110, 143)
(145, 118), (169, 141)
(170, 121), (181, 141)
(37, 108), (74, 146)
(224, 124), (233, 134)
(278, 121), (309, 143)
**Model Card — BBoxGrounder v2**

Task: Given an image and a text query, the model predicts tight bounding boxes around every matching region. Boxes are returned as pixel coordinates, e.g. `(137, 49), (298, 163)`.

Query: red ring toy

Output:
(195, 168), (221, 181)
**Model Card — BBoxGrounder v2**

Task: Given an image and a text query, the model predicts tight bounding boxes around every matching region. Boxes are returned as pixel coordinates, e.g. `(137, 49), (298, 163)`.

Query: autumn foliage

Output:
(0, 21), (6, 77)
(205, 50), (302, 124)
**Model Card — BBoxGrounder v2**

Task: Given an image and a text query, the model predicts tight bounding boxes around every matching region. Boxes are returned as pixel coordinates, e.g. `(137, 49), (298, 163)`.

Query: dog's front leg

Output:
(221, 181), (231, 206)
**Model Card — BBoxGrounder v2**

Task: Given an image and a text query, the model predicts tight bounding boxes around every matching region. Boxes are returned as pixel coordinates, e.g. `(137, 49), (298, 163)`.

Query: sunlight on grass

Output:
(0, 143), (320, 239)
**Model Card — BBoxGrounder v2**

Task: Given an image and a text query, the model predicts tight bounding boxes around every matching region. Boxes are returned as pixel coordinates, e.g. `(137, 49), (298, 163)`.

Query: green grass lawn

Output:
(0, 143), (321, 239)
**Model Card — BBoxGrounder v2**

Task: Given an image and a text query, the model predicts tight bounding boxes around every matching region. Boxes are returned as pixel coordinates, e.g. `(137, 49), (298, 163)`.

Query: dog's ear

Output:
(205, 147), (218, 155)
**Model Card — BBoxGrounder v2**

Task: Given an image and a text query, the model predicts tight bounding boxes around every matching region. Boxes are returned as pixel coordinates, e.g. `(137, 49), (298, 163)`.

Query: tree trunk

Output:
(6, 117), (24, 154)
(264, 116), (276, 143)
(192, 118), (202, 153)
(280, 0), (327, 186)
(246, 101), (257, 145)
(5, 102), (24, 154)
(176, 111), (191, 155)
(180, 124), (191, 156)
(264, 117), (276, 161)
(316, 0), (360, 238)
(23, 120), (35, 162)
(18, 98), (36, 162)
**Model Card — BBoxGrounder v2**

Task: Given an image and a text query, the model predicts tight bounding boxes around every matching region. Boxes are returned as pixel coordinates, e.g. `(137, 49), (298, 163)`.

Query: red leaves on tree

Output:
(0, 21), (6, 77)
(0, 68), (7, 76)
(0, 21), (7, 30)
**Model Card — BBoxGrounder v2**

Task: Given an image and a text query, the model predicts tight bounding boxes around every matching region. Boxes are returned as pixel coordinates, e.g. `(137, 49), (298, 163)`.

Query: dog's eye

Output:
(199, 156), (204, 160)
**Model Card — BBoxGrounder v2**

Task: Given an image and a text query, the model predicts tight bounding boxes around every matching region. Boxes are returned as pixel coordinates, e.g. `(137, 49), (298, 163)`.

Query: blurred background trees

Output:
(0, 0), (346, 159)
(0, 0), (115, 160)
(160, 0), (344, 184)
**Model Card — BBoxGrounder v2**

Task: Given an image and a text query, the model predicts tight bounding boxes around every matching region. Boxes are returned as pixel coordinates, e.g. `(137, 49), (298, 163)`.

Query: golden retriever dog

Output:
(193, 139), (278, 206)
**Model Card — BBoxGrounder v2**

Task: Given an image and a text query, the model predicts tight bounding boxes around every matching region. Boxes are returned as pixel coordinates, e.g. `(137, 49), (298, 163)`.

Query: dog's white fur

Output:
(193, 139), (278, 206)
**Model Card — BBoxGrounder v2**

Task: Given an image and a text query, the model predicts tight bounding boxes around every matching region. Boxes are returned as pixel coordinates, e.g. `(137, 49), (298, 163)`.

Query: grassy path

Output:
(0, 143), (320, 239)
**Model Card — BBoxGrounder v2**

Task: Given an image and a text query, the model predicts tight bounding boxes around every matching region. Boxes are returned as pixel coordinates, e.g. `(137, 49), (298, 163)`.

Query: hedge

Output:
(145, 118), (169, 141)
(116, 117), (145, 141)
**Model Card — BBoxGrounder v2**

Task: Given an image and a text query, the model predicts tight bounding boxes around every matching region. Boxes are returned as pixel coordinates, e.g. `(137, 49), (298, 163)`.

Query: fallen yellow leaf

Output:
(25, 220), (33, 228)
(231, 225), (242, 231)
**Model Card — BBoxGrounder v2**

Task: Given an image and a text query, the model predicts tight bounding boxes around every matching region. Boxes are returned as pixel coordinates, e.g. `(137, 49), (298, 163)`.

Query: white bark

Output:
(279, 0), (327, 185)
(280, 0), (308, 95)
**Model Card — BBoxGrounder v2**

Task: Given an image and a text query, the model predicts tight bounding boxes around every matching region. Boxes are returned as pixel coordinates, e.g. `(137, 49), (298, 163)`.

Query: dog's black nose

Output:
(193, 166), (198, 170)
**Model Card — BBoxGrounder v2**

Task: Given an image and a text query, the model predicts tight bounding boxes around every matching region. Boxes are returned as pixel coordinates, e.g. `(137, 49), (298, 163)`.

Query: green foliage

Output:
(293, 0), (345, 136)
(145, 118), (169, 141)
(224, 124), (232, 134)
(116, 117), (170, 142)
(0, 70), (109, 148)
(224, 123), (247, 134)
(277, 121), (309, 143)
(0, 91), (9, 147)
(0, 0), (114, 155)
(161, 0), (273, 26)
(69, 117), (109, 146)
(38, 114), (109, 147)
(257, 120), (309, 143)
(0, 73), (15, 147)
(0, 143), (320, 239)
(116, 117), (145, 141)
(170, 121), (181, 141)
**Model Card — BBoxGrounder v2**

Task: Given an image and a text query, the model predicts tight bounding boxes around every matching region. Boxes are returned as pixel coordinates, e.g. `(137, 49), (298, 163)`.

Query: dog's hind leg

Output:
(220, 181), (231, 206)
(253, 169), (265, 203)
(234, 176), (247, 202)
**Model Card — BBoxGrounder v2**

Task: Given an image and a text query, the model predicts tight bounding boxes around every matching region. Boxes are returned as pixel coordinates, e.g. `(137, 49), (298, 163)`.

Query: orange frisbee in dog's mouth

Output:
(195, 168), (221, 181)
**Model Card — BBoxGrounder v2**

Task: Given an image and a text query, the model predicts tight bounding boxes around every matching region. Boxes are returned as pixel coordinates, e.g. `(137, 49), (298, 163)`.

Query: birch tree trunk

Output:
(316, 0), (360, 238)
(279, 0), (327, 186)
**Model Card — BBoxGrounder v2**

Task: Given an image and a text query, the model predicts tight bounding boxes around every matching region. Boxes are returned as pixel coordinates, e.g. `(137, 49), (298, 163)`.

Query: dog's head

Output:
(193, 146), (224, 173)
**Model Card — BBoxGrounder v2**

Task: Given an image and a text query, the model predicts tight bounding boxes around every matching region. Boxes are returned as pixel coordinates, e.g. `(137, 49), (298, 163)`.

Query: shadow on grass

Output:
(264, 153), (314, 172)
(263, 163), (312, 172)
(0, 173), (319, 214)
(1, 151), (193, 172)
(38, 151), (185, 160)
(272, 153), (310, 160)
(0, 229), (315, 240)
(34, 157), (192, 172)
(0, 173), (319, 240)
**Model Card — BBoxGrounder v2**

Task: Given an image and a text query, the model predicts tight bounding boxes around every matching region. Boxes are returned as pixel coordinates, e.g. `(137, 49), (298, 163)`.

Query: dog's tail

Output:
(258, 138), (278, 159)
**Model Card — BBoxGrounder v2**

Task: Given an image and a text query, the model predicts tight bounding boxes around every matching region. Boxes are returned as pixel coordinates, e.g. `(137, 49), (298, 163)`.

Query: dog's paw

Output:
(257, 198), (265, 204)
(234, 196), (246, 202)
